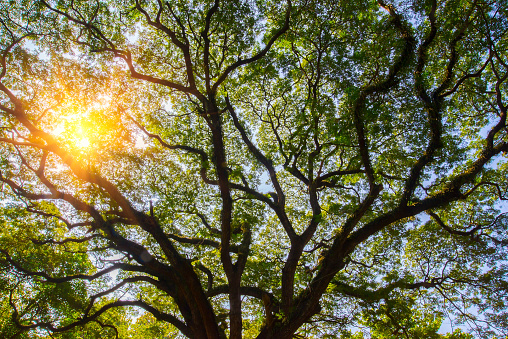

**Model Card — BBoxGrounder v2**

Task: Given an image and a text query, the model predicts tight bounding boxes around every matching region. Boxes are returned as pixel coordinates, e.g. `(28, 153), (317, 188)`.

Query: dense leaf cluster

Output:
(0, 0), (507, 338)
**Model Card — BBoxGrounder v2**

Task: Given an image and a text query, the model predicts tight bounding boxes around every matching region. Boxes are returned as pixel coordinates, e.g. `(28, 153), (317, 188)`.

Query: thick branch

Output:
(226, 97), (296, 240)
(11, 299), (191, 338)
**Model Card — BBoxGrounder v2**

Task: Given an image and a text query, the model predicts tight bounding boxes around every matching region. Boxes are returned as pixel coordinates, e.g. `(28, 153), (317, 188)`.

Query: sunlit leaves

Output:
(0, 0), (508, 338)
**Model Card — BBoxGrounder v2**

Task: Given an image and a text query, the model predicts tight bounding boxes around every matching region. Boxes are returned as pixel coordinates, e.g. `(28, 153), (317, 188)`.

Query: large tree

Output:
(0, 0), (507, 337)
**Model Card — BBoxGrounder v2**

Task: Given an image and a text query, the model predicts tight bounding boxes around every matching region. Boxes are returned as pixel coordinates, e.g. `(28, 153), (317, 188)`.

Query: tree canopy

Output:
(0, 0), (507, 338)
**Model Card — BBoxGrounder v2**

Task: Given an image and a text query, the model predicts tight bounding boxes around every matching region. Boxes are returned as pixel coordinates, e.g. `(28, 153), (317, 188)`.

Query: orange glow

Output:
(51, 114), (96, 153)
(47, 94), (118, 155)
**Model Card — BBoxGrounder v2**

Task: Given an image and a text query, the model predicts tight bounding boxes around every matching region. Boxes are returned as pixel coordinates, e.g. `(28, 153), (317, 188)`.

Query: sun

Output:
(52, 120), (93, 151)
(48, 96), (123, 154)
(74, 126), (91, 149)
(76, 136), (91, 149)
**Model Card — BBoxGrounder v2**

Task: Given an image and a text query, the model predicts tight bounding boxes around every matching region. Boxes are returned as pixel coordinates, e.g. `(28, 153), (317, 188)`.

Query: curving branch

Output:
(128, 114), (218, 185)
(0, 251), (149, 283)
(201, 0), (220, 93)
(166, 233), (239, 253)
(211, 0), (292, 92)
(133, 0), (200, 95)
(11, 298), (191, 338)
(226, 96), (296, 240)
(30, 234), (100, 246)
(429, 211), (508, 245)
(331, 277), (447, 302)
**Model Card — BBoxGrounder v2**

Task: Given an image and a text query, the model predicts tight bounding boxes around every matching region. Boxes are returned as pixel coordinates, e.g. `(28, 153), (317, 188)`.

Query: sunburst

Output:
(74, 126), (91, 150)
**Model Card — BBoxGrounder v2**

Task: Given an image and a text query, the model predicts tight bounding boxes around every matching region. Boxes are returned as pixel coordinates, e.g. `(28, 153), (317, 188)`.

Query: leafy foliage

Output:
(0, 0), (508, 338)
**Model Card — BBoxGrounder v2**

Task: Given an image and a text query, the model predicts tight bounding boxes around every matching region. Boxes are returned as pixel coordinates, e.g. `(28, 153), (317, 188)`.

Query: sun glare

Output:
(76, 136), (91, 149)
(73, 126), (91, 150)
(52, 118), (94, 151)
(48, 95), (126, 154)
